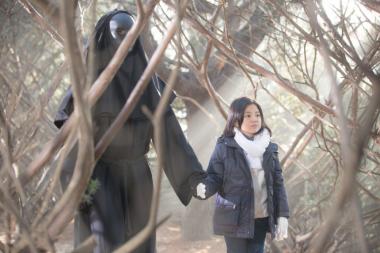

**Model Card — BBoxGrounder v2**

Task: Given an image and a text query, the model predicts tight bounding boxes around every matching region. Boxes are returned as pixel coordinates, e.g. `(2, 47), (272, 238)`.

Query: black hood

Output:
(55, 9), (174, 128)
(90, 9), (156, 120)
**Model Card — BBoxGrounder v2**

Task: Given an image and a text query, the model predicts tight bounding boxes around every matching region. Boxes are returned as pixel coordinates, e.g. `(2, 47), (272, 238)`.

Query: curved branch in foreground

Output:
(43, 0), (93, 239)
(112, 6), (187, 253)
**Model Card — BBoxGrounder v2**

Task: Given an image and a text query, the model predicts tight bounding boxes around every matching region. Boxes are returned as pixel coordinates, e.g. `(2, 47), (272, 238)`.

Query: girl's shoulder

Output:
(267, 142), (279, 153)
(212, 136), (236, 153)
(216, 135), (237, 147)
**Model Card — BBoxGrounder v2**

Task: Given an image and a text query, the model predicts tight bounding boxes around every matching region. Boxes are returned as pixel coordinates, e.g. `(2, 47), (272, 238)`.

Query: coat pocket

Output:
(213, 194), (240, 229)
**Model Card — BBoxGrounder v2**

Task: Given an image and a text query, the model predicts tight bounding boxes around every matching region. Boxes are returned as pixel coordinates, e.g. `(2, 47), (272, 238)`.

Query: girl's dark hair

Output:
(222, 97), (271, 137)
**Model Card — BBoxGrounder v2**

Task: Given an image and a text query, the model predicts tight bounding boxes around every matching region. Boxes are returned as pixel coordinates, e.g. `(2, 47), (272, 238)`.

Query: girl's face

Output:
(240, 104), (262, 137)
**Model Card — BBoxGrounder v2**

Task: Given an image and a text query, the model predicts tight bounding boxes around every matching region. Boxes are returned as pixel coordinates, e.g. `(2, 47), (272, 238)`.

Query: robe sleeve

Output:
(155, 77), (177, 104)
(54, 89), (74, 128)
(155, 108), (206, 206)
(53, 89), (76, 191)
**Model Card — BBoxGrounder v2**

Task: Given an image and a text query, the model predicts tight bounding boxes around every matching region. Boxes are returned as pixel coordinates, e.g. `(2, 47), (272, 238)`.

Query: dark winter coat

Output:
(202, 136), (289, 239)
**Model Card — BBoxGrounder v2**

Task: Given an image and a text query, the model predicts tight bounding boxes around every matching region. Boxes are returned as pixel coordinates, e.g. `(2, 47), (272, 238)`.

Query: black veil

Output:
(54, 9), (173, 128)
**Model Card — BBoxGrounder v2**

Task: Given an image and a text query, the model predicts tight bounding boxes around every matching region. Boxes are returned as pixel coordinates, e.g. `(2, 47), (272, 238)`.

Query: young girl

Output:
(195, 97), (289, 253)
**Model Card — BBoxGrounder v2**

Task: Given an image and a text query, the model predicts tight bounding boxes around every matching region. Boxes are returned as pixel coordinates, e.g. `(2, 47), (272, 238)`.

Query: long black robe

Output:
(55, 10), (205, 253)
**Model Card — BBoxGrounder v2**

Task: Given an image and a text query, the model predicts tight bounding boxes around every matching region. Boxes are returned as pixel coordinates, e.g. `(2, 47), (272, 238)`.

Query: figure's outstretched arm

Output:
(154, 108), (206, 206)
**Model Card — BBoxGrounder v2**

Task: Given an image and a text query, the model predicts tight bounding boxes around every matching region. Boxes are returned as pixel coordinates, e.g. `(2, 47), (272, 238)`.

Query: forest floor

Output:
(55, 218), (226, 253)
(55, 174), (226, 253)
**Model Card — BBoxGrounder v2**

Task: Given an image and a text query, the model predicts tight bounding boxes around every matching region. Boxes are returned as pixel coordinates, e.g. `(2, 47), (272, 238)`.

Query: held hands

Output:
(275, 217), (288, 241)
(196, 183), (206, 199)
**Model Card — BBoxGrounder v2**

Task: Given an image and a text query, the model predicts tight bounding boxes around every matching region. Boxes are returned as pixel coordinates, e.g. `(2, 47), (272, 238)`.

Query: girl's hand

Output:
(196, 183), (206, 199)
(275, 217), (288, 240)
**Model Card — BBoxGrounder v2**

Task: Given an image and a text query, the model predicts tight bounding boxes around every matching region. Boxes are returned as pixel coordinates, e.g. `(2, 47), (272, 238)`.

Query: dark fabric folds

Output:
(55, 9), (204, 253)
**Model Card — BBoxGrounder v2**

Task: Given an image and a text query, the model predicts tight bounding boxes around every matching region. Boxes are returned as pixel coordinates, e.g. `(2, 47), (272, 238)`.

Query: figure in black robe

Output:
(54, 10), (205, 253)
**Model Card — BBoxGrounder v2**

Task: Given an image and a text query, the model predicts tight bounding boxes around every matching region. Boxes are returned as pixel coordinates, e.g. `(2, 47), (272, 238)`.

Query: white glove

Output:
(275, 217), (288, 241)
(196, 183), (206, 199)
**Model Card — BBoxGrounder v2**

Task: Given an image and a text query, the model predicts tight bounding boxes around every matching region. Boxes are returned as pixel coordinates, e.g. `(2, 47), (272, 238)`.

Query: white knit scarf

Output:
(234, 128), (271, 169)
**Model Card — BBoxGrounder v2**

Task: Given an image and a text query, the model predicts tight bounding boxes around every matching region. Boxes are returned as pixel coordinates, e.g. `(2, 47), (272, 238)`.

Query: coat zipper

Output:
(238, 148), (255, 236)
